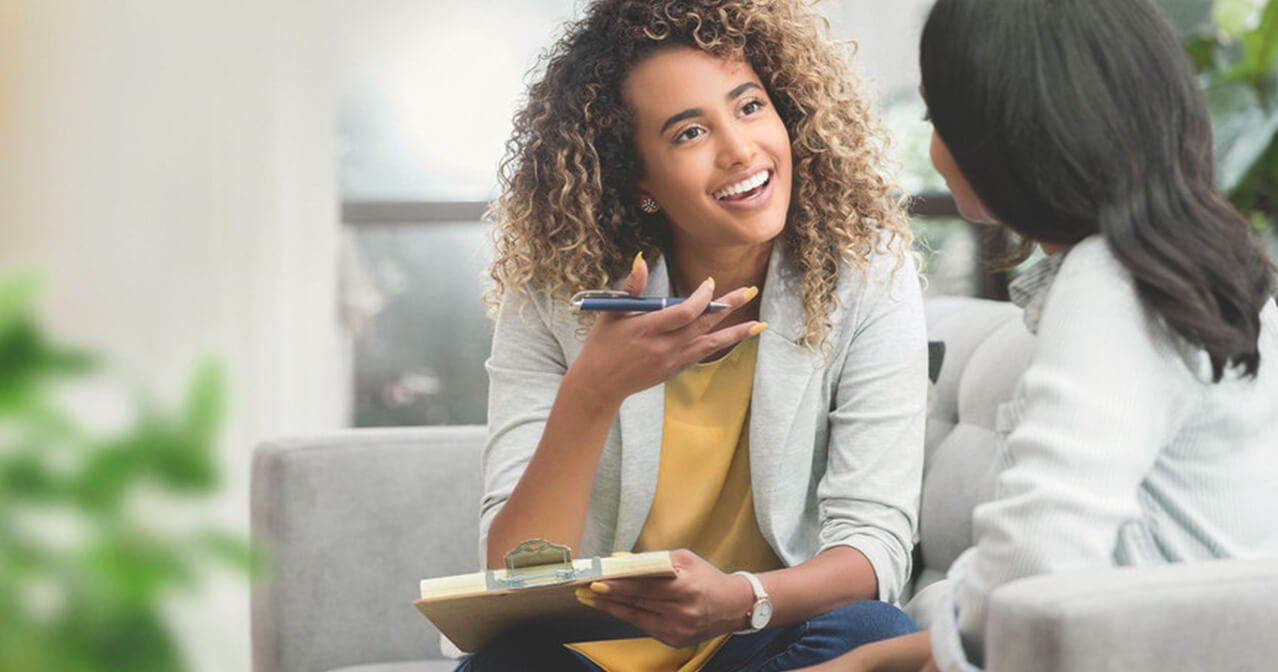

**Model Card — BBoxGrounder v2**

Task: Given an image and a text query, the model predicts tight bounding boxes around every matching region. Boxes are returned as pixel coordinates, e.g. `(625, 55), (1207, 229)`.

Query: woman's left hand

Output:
(576, 549), (755, 648)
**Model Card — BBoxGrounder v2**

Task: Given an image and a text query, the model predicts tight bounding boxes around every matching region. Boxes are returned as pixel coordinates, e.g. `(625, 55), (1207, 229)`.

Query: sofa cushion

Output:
(916, 298), (1034, 593)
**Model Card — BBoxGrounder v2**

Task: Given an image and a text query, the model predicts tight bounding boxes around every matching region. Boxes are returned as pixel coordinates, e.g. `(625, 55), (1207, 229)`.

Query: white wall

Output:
(0, 1), (345, 670)
(820, 0), (935, 101)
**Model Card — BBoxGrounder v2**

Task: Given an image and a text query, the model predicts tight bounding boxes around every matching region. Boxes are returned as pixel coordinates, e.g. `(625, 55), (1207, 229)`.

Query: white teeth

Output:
(714, 170), (770, 199)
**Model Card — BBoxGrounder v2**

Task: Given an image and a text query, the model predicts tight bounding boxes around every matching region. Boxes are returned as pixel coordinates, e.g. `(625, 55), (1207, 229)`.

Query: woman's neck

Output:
(669, 242), (771, 295)
(667, 239), (772, 325)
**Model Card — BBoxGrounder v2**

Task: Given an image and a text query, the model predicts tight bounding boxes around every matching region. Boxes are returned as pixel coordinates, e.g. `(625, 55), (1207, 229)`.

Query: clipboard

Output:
(413, 539), (675, 653)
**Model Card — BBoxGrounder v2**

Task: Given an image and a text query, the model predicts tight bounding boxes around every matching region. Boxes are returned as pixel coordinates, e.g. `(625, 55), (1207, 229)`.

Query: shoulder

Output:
(1052, 235), (1129, 293)
(794, 232), (926, 362)
(1041, 236), (1141, 329)
(492, 282), (576, 326)
(1038, 236), (1204, 380)
(836, 233), (923, 327)
(490, 283), (581, 359)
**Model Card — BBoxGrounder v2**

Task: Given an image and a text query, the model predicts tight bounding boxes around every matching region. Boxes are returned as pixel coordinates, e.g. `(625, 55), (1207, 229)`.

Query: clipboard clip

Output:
(569, 290), (630, 311)
(485, 539), (603, 591)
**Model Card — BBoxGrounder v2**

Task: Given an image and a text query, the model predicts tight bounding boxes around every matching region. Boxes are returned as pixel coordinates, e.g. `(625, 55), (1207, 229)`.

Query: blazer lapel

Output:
(613, 255), (671, 551)
(749, 244), (820, 541)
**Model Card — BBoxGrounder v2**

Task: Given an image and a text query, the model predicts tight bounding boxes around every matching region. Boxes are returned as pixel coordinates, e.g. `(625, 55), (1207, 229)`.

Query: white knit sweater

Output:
(930, 235), (1278, 671)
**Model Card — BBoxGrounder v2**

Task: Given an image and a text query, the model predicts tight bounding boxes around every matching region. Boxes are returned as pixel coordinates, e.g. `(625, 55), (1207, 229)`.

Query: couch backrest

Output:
(251, 426), (485, 671)
(916, 297), (1034, 592)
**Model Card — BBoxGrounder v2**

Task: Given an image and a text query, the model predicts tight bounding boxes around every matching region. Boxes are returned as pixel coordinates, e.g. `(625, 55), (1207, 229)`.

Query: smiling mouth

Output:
(713, 170), (772, 201)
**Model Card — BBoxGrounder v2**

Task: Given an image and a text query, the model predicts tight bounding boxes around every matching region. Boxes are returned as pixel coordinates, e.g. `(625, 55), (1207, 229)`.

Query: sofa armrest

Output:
(250, 426), (485, 671)
(985, 559), (1278, 672)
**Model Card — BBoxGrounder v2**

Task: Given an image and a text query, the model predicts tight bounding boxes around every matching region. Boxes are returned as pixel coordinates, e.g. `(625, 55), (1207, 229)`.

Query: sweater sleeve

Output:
(931, 242), (1193, 671)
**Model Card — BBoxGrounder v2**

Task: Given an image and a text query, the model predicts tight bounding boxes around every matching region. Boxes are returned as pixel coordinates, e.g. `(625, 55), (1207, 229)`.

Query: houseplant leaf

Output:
(1205, 73), (1278, 192)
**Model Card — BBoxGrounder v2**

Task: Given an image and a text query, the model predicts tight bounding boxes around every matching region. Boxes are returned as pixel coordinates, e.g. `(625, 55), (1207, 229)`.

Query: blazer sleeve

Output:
(818, 249), (929, 603)
(477, 291), (571, 562)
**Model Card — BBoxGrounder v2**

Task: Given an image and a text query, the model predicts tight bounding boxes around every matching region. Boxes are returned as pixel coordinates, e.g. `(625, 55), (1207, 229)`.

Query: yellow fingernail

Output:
(632, 251), (644, 273)
(589, 582), (610, 594)
(575, 587), (593, 600)
(705, 276), (715, 291)
(748, 322), (769, 336)
(576, 594), (597, 608)
(743, 286), (759, 302)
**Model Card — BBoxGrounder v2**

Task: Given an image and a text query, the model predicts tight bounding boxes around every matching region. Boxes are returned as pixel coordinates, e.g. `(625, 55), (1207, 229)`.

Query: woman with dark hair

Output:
(460, 0), (927, 670)
(800, 0), (1278, 671)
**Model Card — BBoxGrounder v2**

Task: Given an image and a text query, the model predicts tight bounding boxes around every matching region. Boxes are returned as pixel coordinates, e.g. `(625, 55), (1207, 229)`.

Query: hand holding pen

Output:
(562, 251), (767, 409)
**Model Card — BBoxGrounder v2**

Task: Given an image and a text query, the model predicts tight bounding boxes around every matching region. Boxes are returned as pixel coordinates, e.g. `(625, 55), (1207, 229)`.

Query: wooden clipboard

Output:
(413, 539), (675, 653)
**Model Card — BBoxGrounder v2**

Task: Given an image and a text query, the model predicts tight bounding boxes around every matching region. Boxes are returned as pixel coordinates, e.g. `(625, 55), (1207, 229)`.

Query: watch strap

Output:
(731, 571), (770, 634)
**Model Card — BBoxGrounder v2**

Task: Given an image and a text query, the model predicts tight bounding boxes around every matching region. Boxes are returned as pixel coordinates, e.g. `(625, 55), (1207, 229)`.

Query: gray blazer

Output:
(480, 241), (928, 602)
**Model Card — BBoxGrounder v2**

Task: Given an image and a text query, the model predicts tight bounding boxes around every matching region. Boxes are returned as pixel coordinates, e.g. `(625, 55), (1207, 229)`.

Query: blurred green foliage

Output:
(1160, 0), (1278, 232)
(0, 274), (257, 672)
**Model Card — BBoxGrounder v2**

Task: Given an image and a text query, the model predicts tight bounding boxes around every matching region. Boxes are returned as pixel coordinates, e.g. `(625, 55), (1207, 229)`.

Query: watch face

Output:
(751, 599), (773, 629)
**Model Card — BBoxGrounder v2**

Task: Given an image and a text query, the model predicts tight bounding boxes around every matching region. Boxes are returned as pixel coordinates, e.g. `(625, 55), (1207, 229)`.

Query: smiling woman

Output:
(468, 1), (929, 671)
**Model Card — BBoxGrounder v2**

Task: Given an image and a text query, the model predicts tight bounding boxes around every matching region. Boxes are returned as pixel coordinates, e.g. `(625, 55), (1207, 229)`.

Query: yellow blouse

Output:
(567, 336), (782, 671)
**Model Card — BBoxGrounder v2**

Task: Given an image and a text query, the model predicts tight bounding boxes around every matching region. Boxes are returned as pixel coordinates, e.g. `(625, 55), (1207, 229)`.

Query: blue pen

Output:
(570, 290), (730, 313)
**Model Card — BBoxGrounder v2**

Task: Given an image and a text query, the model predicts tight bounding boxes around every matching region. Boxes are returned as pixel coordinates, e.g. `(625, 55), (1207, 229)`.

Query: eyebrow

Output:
(658, 82), (765, 135)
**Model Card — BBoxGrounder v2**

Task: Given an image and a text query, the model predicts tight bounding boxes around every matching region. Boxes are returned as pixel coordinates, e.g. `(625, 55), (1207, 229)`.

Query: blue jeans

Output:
(453, 600), (916, 672)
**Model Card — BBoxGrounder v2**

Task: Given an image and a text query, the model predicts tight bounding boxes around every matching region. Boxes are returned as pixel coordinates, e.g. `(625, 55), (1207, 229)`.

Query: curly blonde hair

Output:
(487, 0), (911, 350)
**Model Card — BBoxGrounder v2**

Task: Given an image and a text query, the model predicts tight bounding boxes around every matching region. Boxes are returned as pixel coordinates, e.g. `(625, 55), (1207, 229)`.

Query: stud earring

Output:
(639, 196), (659, 214)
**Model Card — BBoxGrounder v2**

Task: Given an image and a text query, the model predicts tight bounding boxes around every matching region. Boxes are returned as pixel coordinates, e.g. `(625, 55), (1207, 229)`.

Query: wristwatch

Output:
(732, 571), (773, 634)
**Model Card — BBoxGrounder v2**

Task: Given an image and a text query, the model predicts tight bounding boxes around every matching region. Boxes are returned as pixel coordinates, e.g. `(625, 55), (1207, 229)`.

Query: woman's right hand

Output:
(563, 254), (764, 410)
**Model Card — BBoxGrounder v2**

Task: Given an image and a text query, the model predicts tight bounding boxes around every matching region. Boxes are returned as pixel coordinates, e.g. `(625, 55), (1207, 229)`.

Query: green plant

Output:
(0, 274), (257, 672)
(1160, 0), (1278, 234)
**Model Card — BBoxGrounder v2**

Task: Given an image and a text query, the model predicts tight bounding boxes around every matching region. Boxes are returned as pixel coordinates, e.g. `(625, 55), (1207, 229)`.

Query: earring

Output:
(639, 196), (659, 214)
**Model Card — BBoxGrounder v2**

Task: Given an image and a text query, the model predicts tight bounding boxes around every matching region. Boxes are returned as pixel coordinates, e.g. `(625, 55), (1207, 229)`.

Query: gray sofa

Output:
(250, 297), (1278, 672)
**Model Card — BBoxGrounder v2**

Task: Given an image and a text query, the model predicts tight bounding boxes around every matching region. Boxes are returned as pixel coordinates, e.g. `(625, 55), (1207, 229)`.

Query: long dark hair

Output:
(921, 0), (1275, 381)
